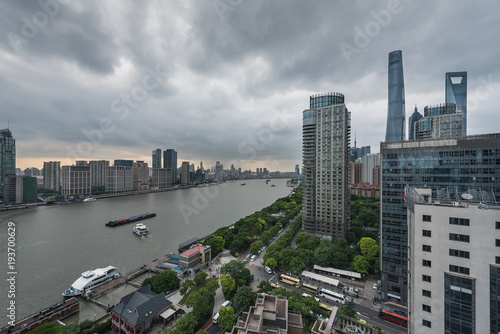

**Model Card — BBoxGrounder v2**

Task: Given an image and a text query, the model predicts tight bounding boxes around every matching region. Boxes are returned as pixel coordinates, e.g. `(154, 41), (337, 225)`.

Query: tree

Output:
(195, 331), (209, 334)
(338, 300), (356, 318)
(249, 240), (263, 255)
(289, 256), (305, 274)
(220, 274), (236, 297)
(206, 279), (220, 295)
(164, 313), (197, 334)
(351, 255), (370, 274)
(221, 260), (252, 286)
(146, 269), (180, 293)
(194, 272), (208, 286)
(26, 322), (64, 334)
(204, 235), (225, 255)
(258, 280), (273, 293)
(180, 279), (194, 296)
(265, 258), (278, 269)
(218, 306), (234, 328)
(234, 285), (257, 311)
(359, 237), (380, 264)
(186, 287), (215, 327)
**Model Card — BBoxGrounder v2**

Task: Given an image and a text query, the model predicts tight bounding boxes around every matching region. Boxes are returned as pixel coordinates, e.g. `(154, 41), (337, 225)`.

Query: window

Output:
(449, 249), (470, 258)
(449, 265), (470, 275)
(449, 233), (470, 242)
(423, 230), (432, 237)
(423, 275), (432, 283)
(496, 256), (500, 265)
(423, 319), (432, 328)
(423, 215), (432, 222)
(496, 221), (500, 229)
(497, 239), (500, 247)
(423, 245), (431, 252)
(422, 289), (431, 298)
(423, 260), (432, 267)
(423, 304), (431, 312)
(449, 217), (470, 226)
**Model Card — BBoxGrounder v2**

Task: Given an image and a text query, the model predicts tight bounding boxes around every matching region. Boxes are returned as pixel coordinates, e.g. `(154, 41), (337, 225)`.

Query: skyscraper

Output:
(181, 161), (190, 185)
(0, 128), (15, 196)
(163, 149), (177, 184)
(43, 161), (61, 192)
(445, 71), (467, 134)
(385, 50), (406, 142)
(152, 148), (162, 169)
(408, 105), (423, 140)
(302, 92), (350, 240)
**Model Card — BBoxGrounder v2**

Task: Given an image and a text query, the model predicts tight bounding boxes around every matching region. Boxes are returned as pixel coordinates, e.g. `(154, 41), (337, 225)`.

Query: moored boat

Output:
(62, 266), (120, 297)
(105, 213), (156, 227)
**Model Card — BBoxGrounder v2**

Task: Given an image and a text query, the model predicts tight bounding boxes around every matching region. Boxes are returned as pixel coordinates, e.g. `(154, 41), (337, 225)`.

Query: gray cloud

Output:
(1, 0), (499, 170)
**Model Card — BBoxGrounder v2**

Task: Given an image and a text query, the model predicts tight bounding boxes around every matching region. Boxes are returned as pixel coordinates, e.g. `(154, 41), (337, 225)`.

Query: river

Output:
(0, 179), (291, 327)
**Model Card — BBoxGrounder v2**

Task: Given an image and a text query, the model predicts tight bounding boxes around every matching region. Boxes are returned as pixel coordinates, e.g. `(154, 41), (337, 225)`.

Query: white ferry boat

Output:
(133, 223), (150, 236)
(62, 266), (120, 297)
(82, 197), (96, 202)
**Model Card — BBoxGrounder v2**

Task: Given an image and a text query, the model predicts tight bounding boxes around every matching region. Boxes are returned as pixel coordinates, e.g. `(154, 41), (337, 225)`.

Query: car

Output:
(242, 259), (248, 264)
(373, 283), (378, 291)
(265, 266), (273, 274)
(250, 255), (257, 262)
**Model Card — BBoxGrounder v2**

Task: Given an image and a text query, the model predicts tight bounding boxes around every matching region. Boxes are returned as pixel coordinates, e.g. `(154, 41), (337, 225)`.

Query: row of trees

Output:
(142, 269), (180, 293)
(203, 187), (303, 257)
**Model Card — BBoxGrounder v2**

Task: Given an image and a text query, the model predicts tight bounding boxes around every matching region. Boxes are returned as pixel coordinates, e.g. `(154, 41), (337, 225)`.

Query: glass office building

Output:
(408, 106), (423, 140)
(163, 149), (177, 184)
(385, 50), (406, 142)
(380, 133), (500, 306)
(445, 72), (467, 134)
(302, 92), (350, 240)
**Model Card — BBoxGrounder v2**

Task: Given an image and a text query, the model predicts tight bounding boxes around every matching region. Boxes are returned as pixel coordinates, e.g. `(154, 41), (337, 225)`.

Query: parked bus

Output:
(280, 274), (301, 288)
(319, 288), (345, 304)
(378, 309), (408, 328)
(319, 302), (334, 313)
(270, 282), (283, 289)
(302, 282), (319, 295)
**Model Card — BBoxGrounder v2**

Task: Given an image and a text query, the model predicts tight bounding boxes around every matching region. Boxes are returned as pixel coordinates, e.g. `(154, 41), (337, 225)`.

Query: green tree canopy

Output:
(258, 280), (273, 293)
(194, 272), (208, 286)
(218, 306), (234, 328)
(204, 235), (225, 255)
(144, 269), (180, 294)
(220, 274), (236, 297)
(234, 285), (257, 311)
(179, 279), (194, 296)
(351, 255), (370, 274)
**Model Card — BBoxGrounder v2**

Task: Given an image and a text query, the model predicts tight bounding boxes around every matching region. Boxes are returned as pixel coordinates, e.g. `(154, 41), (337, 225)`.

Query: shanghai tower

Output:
(385, 50), (406, 142)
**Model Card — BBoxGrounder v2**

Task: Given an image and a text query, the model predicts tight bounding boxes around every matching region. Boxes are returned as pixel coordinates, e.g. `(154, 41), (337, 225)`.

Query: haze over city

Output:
(1, 1), (499, 171)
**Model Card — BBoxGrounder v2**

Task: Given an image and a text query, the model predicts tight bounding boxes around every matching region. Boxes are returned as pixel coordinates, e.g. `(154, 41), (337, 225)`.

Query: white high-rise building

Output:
(407, 187), (500, 333)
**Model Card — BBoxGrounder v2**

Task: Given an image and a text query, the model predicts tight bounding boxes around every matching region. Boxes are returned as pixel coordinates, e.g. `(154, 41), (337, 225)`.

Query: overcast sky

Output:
(1, 0), (499, 172)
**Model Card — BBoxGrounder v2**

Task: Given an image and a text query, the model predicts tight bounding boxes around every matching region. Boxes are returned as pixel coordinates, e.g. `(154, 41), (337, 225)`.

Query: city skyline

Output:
(1, 1), (500, 171)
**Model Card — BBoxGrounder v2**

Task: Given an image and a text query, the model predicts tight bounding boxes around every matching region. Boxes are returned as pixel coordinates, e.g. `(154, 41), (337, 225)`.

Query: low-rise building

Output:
(111, 285), (172, 334)
(227, 293), (303, 334)
(179, 244), (211, 269)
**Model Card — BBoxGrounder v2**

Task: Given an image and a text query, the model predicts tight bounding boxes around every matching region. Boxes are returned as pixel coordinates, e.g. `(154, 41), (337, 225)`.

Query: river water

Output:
(0, 179), (291, 327)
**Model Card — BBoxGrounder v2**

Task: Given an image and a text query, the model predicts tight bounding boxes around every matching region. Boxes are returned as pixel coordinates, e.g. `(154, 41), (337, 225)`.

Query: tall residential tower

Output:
(0, 128), (15, 196)
(385, 50), (406, 142)
(302, 93), (350, 240)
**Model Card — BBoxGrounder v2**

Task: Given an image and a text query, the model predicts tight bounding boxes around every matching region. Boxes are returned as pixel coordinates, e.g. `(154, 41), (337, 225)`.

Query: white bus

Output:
(319, 288), (345, 304)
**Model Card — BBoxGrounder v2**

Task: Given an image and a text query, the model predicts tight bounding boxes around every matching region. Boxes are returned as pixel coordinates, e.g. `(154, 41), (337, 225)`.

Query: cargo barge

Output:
(105, 213), (156, 227)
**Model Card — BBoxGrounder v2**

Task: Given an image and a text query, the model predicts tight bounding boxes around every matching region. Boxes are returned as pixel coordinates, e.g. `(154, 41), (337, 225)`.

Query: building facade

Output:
(163, 149), (177, 184)
(105, 166), (133, 193)
(415, 103), (464, 140)
(133, 161), (149, 191)
(380, 134), (500, 306)
(152, 148), (162, 169)
(0, 129), (15, 196)
(445, 71), (467, 134)
(302, 92), (350, 240)
(357, 153), (381, 185)
(152, 168), (172, 188)
(61, 165), (91, 197)
(385, 50), (406, 142)
(407, 187), (499, 333)
(408, 106), (423, 140)
(215, 161), (224, 181)
(89, 160), (109, 188)
(43, 161), (61, 192)
(181, 161), (190, 185)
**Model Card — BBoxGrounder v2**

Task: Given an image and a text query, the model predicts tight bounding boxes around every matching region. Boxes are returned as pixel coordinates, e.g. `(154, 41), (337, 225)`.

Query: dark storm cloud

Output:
(1, 0), (499, 169)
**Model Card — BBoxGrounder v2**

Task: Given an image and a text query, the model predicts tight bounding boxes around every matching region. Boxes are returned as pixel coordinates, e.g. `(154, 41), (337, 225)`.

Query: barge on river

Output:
(105, 213), (156, 227)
